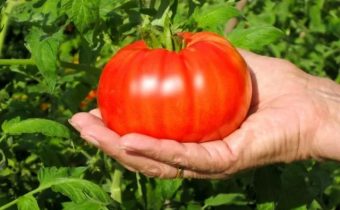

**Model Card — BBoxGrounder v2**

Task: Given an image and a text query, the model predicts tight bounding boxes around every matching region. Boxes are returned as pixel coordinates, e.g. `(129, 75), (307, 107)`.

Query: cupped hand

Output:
(69, 50), (339, 179)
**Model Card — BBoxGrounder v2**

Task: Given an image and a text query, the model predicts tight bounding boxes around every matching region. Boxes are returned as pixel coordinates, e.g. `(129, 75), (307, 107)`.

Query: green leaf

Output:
(325, 185), (340, 207)
(11, 0), (65, 25)
(291, 205), (307, 210)
(276, 1), (292, 24)
(309, 199), (323, 210)
(194, 3), (240, 34)
(227, 26), (284, 51)
(145, 178), (182, 209)
(309, 164), (332, 197)
(62, 200), (108, 210)
(99, 0), (120, 20)
(61, 0), (73, 14)
(38, 167), (87, 186)
(0, 88), (9, 103)
(37, 167), (111, 205)
(256, 202), (275, 210)
(70, 0), (100, 33)
(277, 164), (313, 210)
(52, 178), (111, 204)
(336, 72), (340, 84)
(254, 166), (281, 202)
(186, 202), (202, 210)
(2, 117), (71, 139)
(17, 195), (40, 210)
(309, 0), (326, 33)
(10, 2), (35, 23)
(156, 179), (183, 200)
(204, 193), (248, 207)
(135, 173), (145, 207)
(26, 27), (63, 92)
(146, 181), (162, 210)
(31, 0), (62, 25)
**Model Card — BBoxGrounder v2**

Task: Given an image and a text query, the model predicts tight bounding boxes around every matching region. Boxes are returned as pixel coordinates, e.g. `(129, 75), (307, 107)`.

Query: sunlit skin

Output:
(70, 50), (340, 179)
(97, 32), (252, 142)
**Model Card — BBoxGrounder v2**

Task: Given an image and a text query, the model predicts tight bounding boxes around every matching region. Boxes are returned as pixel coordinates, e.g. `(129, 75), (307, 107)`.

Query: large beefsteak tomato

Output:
(97, 32), (252, 142)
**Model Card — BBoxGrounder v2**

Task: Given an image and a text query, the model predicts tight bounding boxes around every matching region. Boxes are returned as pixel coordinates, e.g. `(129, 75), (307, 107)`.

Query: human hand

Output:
(69, 50), (340, 179)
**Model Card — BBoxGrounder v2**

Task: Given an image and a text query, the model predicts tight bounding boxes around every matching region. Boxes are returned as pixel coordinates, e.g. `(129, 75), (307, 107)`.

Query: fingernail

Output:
(68, 119), (80, 131)
(81, 133), (100, 147)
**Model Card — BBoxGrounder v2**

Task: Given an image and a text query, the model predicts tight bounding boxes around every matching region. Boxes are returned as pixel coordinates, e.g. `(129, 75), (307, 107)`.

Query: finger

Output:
(74, 122), (147, 174)
(76, 124), (179, 178)
(89, 108), (102, 119)
(77, 123), (164, 175)
(79, 123), (120, 150)
(77, 123), (171, 177)
(75, 117), (231, 179)
(69, 112), (105, 132)
(116, 151), (230, 179)
(118, 152), (178, 178)
(120, 133), (237, 173)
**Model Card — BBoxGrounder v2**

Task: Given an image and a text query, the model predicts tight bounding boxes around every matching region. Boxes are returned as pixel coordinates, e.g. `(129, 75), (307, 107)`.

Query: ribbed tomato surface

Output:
(97, 32), (252, 142)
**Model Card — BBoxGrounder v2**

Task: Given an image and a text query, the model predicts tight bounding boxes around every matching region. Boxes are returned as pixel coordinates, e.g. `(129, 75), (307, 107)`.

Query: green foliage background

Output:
(0, 0), (339, 209)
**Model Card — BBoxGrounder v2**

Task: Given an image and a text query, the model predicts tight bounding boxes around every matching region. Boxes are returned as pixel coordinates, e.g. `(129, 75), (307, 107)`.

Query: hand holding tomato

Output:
(69, 50), (340, 179)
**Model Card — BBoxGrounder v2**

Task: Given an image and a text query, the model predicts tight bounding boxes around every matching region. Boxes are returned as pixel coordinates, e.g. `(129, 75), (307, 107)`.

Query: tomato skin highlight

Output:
(97, 32), (252, 142)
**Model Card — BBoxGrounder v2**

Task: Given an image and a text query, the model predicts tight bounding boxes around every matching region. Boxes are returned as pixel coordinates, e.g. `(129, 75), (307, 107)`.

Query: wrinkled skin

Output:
(69, 50), (340, 179)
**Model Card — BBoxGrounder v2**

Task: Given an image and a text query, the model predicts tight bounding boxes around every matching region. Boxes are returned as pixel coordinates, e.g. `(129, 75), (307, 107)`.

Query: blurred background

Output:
(0, 0), (339, 209)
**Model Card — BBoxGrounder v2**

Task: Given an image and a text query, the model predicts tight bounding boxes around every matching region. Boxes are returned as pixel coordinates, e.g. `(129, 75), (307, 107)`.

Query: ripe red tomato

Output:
(97, 32), (252, 142)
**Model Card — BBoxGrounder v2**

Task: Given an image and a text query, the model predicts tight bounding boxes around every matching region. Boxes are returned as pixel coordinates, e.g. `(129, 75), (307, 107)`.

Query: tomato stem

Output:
(139, 7), (183, 52)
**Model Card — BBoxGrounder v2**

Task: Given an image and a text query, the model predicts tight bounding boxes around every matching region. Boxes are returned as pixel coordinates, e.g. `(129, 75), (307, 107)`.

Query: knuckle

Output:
(172, 154), (188, 167)
(141, 166), (161, 178)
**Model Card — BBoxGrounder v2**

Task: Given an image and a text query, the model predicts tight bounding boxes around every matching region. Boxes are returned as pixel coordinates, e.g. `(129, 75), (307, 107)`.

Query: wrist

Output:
(307, 75), (340, 161)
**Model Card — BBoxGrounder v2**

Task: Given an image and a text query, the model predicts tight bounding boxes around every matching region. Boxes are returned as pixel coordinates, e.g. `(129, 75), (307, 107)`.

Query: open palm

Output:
(70, 50), (338, 179)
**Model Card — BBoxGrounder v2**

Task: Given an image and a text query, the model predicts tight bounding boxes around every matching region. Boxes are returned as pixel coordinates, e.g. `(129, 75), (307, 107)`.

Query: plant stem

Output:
(110, 168), (123, 203)
(225, 0), (248, 33)
(60, 61), (100, 71)
(0, 185), (48, 210)
(0, 58), (99, 71)
(0, 134), (7, 143)
(0, 149), (5, 169)
(140, 0), (150, 8)
(161, 7), (175, 51)
(0, 198), (17, 210)
(0, 58), (35, 65)
(0, 0), (24, 58)
(163, 24), (173, 51)
(0, 176), (89, 210)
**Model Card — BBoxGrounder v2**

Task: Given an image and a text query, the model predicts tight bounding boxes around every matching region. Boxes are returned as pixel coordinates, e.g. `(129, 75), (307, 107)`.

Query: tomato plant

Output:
(98, 32), (252, 142)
